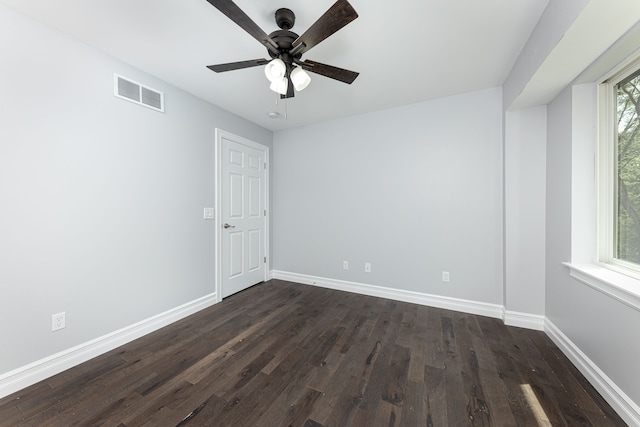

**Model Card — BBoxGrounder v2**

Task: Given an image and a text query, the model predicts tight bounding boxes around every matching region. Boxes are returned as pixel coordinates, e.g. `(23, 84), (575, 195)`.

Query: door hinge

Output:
(264, 256), (267, 263)
(264, 162), (267, 169)
(264, 209), (267, 216)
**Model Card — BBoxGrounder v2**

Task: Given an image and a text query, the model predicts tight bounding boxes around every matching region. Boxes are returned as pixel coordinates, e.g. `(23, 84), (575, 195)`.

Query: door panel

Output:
(248, 176), (261, 217)
(229, 231), (243, 278)
(229, 173), (243, 218)
(220, 132), (267, 298)
(248, 229), (260, 271)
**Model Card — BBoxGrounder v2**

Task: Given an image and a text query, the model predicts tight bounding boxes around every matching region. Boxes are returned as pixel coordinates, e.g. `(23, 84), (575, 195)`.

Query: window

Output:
(599, 57), (640, 275)
(615, 69), (640, 264)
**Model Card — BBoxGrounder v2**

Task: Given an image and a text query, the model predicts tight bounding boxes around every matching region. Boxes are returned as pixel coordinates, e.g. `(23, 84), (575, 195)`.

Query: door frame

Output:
(214, 128), (270, 302)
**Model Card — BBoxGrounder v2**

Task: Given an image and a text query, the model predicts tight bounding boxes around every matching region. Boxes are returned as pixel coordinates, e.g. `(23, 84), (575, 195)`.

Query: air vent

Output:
(114, 73), (164, 112)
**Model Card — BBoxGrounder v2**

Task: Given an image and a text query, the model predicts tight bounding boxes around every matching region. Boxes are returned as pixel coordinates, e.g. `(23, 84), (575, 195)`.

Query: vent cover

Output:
(114, 74), (164, 112)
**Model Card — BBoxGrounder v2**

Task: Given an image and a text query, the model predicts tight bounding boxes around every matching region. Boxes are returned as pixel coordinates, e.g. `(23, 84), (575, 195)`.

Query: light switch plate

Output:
(203, 208), (214, 219)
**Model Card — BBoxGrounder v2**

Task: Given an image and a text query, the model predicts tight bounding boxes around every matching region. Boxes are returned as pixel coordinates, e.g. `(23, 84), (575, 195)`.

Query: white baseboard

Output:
(503, 309), (545, 331)
(271, 270), (504, 320)
(0, 292), (219, 399)
(545, 319), (640, 427)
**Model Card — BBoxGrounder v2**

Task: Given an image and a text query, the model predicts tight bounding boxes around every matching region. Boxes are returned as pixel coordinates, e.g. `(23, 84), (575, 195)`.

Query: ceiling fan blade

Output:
(207, 59), (270, 73)
(300, 60), (359, 84)
(290, 0), (358, 56)
(205, 0), (279, 54)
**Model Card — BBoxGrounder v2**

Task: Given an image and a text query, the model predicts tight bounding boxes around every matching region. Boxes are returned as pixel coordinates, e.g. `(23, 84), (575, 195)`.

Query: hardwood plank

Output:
(489, 348), (549, 426)
(524, 328), (622, 422)
(350, 407), (376, 426)
(126, 380), (194, 426)
(402, 380), (426, 426)
(302, 418), (325, 427)
(174, 393), (227, 426)
(357, 300), (403, 415)
(424, 364), (448, 426)
(441, 315), (470, 426)
(275, 386), (323, 427)
(372, 400), (402, 427)
(254, 360), (318, 426)
(407, 306), (429, 383)
(322, 375), (364, 427)
(425, 307), (447, 369)
(305, 350), (345, 392)
(395, 304), (417, 348)
(452, 314), (491, 425)
(381, 344), (411, 407)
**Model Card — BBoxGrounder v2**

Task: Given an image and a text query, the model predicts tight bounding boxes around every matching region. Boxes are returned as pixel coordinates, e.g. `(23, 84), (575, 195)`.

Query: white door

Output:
(217, 130), (267, 298)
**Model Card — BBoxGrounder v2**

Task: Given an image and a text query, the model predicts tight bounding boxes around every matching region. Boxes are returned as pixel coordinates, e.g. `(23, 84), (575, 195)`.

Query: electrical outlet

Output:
(343, 260), (349, 270)
(442, 271), (450, 283)
(364, 262), (371, 273)
(52, 312), (66, 331)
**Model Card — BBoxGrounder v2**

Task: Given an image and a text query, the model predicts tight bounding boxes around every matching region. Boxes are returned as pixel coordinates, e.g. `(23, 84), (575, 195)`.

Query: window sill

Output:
(562, 262), (640, 312)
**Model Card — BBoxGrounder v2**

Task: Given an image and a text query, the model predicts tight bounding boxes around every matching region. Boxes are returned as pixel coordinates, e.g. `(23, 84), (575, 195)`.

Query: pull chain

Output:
(274, 94), (288, 120)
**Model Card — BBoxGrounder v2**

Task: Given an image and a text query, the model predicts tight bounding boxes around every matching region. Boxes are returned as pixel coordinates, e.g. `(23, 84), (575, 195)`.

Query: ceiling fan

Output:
(205, 0), (359, 98)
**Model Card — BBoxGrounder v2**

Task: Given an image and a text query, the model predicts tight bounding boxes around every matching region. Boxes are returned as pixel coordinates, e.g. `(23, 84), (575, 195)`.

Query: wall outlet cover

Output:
(52, 312), (66, 331)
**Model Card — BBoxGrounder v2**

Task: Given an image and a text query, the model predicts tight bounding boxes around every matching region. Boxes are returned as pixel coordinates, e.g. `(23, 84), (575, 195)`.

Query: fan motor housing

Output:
(268, 29), (299, 53)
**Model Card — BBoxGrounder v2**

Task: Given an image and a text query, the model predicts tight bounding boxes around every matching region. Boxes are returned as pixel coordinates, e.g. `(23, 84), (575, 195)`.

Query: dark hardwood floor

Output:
(0, 280), (627, 426)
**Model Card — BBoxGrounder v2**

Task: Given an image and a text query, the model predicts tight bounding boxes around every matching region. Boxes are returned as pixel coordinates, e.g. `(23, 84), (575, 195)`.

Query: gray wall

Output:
(504, 107), (547, 319)
(272, 88), (504, 305)
(0, 5), (272, 375)
(545, 84), (640, 409)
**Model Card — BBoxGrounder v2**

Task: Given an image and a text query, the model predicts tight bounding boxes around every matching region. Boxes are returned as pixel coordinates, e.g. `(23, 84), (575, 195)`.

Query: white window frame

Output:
(565, 54), (640, 315)
(598, 55), (640, 278)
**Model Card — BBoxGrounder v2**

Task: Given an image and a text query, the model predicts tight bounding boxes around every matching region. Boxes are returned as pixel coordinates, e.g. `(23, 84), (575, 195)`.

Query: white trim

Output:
(597, 57), (640, 277)
(214, 129), (270, 300)
(214, 130), (222, 303)
(563, 262), (640, 312)
(596, 81), (615, 263)
(0, 292), (218, 399)
(271, 270), (504, 320)
(545, 319), (640, 427)
(503, 310), (545, 331)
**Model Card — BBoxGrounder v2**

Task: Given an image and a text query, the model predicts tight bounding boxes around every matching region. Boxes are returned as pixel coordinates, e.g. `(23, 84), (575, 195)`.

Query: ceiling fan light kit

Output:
(269, 75), (289, 95)
(205, 0), (359, 99)
(290, 67), (311, 92)
(264, 58), (286, 82)
(264, 58), (309, 94)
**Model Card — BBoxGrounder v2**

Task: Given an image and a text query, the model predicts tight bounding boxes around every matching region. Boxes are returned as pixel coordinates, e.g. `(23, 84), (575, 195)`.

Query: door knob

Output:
(223, 223), (235, 229)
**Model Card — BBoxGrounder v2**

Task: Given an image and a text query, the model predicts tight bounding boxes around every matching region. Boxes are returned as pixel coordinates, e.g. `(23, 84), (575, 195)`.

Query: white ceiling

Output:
(0, 0), (549, 131)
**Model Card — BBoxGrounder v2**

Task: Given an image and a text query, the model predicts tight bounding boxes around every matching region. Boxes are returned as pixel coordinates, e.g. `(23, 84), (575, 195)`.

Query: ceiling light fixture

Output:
(290, 67), (311, 91)
(264, 58), (286, 82)
(269, 75), (288, 95)
(264, 58), (311, 95)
